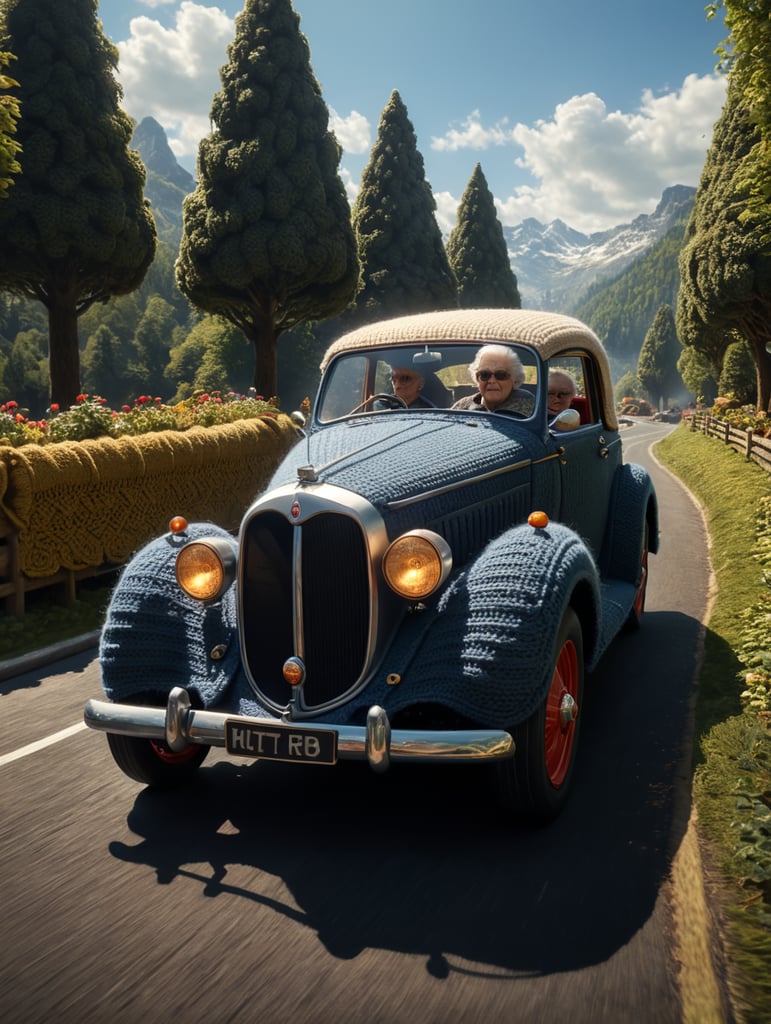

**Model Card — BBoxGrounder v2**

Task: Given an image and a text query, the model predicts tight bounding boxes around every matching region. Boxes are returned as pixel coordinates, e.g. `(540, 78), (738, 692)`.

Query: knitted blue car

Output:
(85, 308), (658, 821)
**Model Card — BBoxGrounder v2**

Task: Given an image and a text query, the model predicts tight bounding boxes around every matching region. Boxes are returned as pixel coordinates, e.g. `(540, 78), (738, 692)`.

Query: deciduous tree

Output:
(175, 0), (358, 399)
(350, 90), (457, 325)
(0, 0), (157, 406)
(446, 163), (520, 309)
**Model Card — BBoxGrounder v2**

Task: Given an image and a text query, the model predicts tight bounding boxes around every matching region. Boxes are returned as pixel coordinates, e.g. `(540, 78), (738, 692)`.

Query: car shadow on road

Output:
(107, 609), (702, 977)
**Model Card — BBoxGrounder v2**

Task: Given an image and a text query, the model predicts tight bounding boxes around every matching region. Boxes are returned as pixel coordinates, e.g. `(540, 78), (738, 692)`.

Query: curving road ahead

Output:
(0, 420), (724, 1024)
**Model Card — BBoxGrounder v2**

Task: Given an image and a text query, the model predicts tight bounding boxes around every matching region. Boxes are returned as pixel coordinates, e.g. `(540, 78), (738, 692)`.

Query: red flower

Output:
(49, 403), (59, 413)
(76, 394), (88, 403)
(122, 405), (131, 413)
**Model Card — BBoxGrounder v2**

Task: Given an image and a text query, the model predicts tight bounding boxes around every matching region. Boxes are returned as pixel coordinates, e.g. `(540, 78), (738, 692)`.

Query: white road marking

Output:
(0, 721), (88, 767)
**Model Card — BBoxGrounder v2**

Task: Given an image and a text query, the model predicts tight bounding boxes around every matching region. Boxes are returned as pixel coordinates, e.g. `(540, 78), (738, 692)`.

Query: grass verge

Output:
(0, 574), (115, 663)
(655, 423), (771, 1022)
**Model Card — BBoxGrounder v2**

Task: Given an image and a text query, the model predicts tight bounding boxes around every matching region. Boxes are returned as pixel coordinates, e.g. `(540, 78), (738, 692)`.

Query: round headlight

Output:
(175, 539), (235, 602)
(382, 530), (452, 601)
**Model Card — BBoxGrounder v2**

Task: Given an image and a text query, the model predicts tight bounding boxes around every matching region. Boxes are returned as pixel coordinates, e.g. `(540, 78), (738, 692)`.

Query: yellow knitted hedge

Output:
(0, 415), (299, 578)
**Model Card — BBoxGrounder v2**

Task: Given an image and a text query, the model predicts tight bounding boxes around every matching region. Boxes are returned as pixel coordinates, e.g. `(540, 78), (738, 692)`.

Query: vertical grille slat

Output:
(241, 510), (370, 711)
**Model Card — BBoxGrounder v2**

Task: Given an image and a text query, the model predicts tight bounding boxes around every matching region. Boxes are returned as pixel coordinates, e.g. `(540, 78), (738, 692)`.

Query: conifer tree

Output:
(676, 81), (771, 412)
(0, 49), (20, 197)
(636, 304), (683, 407)
(175, 0), (358, 399)
(350, 90), (457, 325)
(0, 0), (157, 407)
(718, 336), (756, 403)
(446, 163), (520, 309)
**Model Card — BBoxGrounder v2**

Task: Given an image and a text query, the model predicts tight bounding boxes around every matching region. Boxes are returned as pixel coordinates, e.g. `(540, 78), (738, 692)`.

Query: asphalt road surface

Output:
(0, 420), (724, 1024)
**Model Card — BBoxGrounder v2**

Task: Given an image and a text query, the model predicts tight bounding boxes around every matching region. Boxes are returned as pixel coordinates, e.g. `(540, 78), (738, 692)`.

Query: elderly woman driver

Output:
(451, 344), (534, 416)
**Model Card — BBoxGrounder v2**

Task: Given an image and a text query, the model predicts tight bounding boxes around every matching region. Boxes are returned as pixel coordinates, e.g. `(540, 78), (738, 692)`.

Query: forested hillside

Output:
(571, 214), (690, 380)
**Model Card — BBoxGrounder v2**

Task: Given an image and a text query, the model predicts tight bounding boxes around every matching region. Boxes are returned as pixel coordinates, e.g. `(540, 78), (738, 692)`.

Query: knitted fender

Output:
(350, 521), (602, 730)
(599, 462), (659, 582)
(99, 522), (241, 707)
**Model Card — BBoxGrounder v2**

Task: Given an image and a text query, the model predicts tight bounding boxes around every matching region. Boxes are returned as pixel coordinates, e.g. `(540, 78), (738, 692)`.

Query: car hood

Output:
(267, 412), (546, 511)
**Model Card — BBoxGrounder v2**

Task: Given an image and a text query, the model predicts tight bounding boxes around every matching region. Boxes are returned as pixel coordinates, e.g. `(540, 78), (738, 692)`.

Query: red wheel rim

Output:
(149, 740), (203, 766)
(632, 546), (649, 620)
(544, 638), (579, 788)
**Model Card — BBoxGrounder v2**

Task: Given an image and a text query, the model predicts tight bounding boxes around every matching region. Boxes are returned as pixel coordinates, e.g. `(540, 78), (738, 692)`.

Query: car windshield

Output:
(316, 343), (540, 423)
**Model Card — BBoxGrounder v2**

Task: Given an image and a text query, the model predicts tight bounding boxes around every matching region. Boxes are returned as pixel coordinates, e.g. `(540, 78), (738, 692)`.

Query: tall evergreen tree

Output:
(0, 49), (20, 197)
(350, 90), (457, 325)
(718, 336), (756, 403)
(676, 81), (771, 412)
(0, 0), (157, 407)
(446, 163), (520, 309)
(708, 1), (771, 231)
(636, 304), (683, 407)
(175, 0), (359, 399)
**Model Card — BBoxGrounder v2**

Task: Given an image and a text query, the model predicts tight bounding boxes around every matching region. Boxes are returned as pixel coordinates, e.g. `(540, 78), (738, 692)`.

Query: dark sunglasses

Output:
(476, 370), (511, 382)
(391, 373), (416, 384)
(548, 390), (573, 399)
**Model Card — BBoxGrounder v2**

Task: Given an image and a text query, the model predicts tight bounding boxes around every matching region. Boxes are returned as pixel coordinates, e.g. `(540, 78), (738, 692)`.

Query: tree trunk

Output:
(754, 340), (771, 413)
(48, 287), (82, 408)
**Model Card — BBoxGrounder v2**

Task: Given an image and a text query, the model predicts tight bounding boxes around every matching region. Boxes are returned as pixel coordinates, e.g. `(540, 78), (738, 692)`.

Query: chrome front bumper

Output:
(83, 686), (515, 773)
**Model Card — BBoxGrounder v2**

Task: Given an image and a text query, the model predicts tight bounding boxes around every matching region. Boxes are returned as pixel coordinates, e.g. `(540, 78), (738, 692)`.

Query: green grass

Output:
(656, 424), (771, 1022)
(0, 574), (115, 663)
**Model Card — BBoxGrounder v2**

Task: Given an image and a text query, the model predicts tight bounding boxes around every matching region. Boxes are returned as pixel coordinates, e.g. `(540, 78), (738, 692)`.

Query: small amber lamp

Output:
(169, 515), (189, 535)
(528, 511), (549, 529)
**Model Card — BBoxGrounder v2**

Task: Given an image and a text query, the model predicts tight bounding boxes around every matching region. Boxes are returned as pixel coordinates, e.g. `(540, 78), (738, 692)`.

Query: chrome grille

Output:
(241, 510), (370, 710)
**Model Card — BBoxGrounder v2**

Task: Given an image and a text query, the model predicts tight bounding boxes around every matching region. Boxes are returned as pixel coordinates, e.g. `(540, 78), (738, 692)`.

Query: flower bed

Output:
(0, 390), (289, 445)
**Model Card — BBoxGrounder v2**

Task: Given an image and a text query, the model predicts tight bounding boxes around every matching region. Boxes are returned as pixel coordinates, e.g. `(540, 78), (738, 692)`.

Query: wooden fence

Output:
(688, 411), (771, 474)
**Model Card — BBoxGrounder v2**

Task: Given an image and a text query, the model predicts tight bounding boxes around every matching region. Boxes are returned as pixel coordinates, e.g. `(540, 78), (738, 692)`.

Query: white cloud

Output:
(136, 0), (177, 8)
(116, 2), (235, 166)
(432, 74), (728, 233)
(329, 108), (371, 155)
(433, 190), (460, 237)
(431, 110), (515, 152)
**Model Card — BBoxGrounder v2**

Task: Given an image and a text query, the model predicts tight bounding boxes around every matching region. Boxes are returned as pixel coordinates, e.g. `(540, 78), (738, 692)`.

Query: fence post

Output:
(746, 428), (753, 460)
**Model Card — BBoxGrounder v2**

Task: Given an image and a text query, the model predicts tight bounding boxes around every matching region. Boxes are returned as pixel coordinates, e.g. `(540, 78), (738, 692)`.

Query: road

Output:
(0, 420), (722, 1024)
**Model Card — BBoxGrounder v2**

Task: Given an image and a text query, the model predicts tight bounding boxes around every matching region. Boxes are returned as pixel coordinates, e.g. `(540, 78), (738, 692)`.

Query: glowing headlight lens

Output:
(175, 539), (235, 602)
(382, 530), (452, 601)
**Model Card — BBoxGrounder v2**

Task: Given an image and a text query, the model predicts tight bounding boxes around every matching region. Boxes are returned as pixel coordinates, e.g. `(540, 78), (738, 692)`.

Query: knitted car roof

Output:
(320, 308), (618, 430)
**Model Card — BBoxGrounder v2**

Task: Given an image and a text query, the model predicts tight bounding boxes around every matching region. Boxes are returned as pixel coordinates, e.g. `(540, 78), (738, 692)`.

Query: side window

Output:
(548, 356), (597, 424)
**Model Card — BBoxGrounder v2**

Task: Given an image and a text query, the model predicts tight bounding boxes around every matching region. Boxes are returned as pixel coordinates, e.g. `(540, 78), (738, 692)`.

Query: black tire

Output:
(495, 607), (584, 823)
(106, 732), (209, 788)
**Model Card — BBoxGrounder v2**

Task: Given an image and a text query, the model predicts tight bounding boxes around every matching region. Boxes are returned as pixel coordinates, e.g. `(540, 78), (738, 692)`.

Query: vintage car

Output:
(84, 308), (658, 821)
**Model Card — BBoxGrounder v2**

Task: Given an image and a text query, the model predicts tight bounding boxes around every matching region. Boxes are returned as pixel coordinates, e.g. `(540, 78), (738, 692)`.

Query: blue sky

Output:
(96, 0), (729, 235)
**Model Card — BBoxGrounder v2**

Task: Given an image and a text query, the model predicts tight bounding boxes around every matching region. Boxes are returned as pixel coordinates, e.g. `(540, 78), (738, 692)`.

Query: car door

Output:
(549, 354), (621, 559)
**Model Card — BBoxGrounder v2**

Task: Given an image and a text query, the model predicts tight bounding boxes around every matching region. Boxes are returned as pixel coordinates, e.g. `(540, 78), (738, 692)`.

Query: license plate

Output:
(225, 719), (337, 765)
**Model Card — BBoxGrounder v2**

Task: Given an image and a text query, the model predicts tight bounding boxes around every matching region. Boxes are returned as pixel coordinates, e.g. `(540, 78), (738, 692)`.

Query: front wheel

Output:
(495, 607), (584, 823)
(106, 732), (209, 787)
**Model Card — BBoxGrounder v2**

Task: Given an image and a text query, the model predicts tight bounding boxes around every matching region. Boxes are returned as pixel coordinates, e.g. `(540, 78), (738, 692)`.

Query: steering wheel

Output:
(350, 393), (408, 414)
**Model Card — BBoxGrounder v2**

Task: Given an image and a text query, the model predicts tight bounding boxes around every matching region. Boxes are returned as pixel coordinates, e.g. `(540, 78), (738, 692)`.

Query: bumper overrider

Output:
(83, 686), (516, 773)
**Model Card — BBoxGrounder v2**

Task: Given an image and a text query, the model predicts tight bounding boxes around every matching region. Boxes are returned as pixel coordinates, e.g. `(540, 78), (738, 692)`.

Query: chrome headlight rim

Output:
(175, 537), (236, 603)
(382, 529), (453, 601)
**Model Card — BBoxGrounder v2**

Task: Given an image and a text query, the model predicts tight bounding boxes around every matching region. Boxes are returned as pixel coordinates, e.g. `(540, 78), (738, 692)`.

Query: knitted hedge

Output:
(0, 415), (299, 577)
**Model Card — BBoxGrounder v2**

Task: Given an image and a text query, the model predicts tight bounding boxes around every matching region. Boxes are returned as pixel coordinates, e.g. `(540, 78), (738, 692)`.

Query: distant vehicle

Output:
(652, 408), (682, 423)
(617, 397), (656, 417)
(85, 309), (658, 822)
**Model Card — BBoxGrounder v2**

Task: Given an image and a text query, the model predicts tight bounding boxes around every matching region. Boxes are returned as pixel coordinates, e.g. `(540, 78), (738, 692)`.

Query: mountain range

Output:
(505, 185), (695, 311)
(131, 116), (693, 318)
